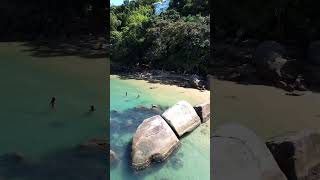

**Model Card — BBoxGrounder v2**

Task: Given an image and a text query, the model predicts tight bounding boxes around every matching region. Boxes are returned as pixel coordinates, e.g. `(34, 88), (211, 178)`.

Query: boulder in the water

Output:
(131, 115), (180, 170)
(194, 102), (210, 123)
(162, 100), (201, 137)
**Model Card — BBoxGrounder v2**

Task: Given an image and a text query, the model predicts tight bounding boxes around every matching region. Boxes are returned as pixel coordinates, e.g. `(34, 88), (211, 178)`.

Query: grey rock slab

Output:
(131, 115), (180, 170)
(162, 100), (201, 137)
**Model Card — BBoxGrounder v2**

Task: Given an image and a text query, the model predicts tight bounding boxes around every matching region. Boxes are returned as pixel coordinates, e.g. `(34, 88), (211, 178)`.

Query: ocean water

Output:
(110, 76), (210, 180)
(0, 42), (107, 179)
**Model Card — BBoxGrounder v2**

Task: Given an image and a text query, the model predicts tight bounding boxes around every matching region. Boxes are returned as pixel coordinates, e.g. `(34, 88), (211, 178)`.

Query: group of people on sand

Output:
(49, 96), (96, 112)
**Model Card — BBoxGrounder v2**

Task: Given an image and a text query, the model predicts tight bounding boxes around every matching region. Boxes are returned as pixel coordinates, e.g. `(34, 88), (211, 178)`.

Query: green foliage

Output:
(214, 0), (320, 40)
(170, 0), (209, 16)
(111, 0), (210, 74)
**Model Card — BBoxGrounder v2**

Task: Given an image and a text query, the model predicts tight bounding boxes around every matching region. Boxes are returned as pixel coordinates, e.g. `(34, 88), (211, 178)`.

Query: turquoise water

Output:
(0, 42), (107, 179)
(110, 76), (210, 180)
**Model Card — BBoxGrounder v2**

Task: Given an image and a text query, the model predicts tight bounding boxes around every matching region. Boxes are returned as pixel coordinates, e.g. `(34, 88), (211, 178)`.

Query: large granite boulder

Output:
(212, 123), (287, 180)
(162, 100), (201, 137)
(194, 102), (210, 123)
(131, 115), (180, 170)
(267, 129), (320, 180)
(253, 41), (288, 82)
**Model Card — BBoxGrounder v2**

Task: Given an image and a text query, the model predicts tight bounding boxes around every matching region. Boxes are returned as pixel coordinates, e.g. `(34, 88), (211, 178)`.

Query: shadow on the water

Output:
(118, 140), (184, 180)
(18, 36), (108, 59)
(0, 144), (107, 180)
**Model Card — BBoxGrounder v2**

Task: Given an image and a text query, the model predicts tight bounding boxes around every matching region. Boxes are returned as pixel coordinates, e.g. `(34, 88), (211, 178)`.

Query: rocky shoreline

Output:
(111, 63), (211, 91)
(213, 39), (320, 93)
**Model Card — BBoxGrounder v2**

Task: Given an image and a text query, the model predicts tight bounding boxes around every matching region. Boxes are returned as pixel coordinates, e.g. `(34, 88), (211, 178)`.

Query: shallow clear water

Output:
(0, 42), (107, 179)
(110, 76), (210, 180)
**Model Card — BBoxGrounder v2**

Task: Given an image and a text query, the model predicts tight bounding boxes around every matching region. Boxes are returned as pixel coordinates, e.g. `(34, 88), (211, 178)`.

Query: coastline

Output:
(110, 75), (210, 107)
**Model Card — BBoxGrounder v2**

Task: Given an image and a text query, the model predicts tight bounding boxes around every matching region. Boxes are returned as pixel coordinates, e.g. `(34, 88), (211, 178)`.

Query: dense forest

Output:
(213, 0), (320, 90)
(110, 0), (210, 75)
(214, 0), (320, 41)
(0, 0), (108, 40)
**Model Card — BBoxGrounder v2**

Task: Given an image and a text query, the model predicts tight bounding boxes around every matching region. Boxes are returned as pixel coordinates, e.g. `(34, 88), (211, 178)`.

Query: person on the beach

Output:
(90, 105), (95, 112)
(50, 97), (56, 109)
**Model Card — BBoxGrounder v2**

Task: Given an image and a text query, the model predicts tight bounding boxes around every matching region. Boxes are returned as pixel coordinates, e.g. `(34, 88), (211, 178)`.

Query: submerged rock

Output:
(162, 101), (201, 137)
(131, 115), (180, 170)
(267, 129), (320, 180)
(78, 138), (107, 153)
(212, 123), (287, 180)
(194, 102), (210, 123)
(110, 150), (118, 168)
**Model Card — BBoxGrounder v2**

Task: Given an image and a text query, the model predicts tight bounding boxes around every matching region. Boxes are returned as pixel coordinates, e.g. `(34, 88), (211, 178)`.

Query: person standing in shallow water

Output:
(90, 105), (95, 112)
(126, 92), (127, 96)
(50, 97), (56, 109)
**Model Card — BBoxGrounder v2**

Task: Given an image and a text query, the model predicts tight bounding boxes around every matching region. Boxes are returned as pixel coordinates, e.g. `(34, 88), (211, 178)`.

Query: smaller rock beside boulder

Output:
(162, 100), (201, 137)
(267, 129), (320, 180)
(131, 115), (180, 170)
(194, 102), (210, 123)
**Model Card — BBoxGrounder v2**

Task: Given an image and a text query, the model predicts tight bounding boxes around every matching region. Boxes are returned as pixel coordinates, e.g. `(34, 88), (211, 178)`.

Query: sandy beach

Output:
(111, 75), (210, 106)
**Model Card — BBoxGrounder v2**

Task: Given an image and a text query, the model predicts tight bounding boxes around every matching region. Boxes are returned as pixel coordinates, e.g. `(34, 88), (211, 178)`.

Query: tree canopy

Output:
(110, 0), (210, 74)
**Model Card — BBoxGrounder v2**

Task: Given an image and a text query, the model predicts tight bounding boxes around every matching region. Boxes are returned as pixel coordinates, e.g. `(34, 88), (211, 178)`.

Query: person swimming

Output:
(90, 105), (95, 112)
(50, 97), (56, 109)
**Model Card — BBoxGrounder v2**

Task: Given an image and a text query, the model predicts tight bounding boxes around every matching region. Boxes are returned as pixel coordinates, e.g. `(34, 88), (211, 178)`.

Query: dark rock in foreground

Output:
(131, 115), (180, 170)
(194, 102), (210, 123)
(212, 123), (287, 180)
(162, 100), (201, 137)
(267, 129), (320, 180)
